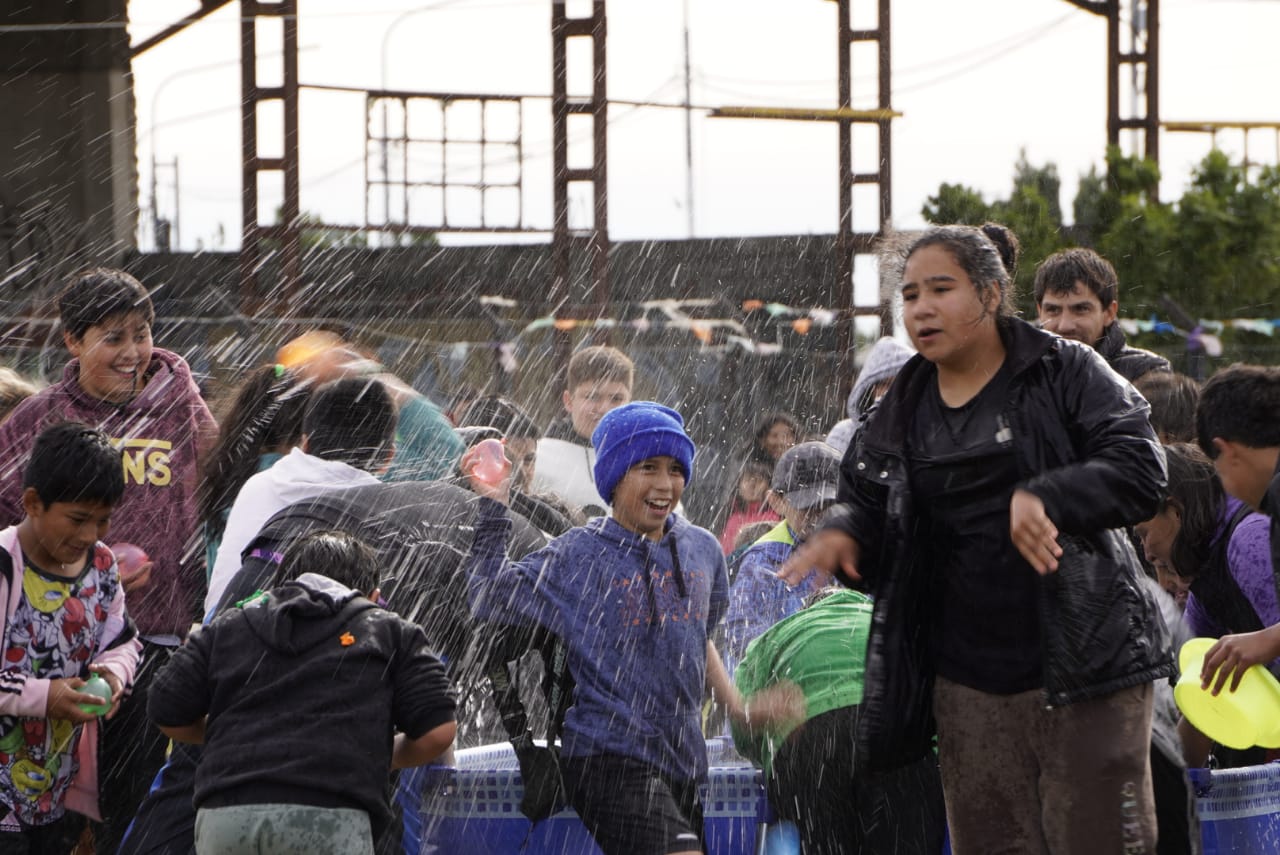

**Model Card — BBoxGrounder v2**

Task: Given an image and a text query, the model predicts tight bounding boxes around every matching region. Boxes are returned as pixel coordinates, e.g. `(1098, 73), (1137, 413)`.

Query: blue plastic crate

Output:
(403, 738), (770, 855)
(1190, 762), (1280, 854)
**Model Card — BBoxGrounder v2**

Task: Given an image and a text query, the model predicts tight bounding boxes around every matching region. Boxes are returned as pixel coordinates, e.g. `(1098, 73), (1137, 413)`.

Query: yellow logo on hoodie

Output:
(117, 438), (172, 487)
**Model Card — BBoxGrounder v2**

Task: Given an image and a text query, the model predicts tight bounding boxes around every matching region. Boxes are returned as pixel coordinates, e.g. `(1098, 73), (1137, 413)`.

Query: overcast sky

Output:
(129, 0), (1280, 268)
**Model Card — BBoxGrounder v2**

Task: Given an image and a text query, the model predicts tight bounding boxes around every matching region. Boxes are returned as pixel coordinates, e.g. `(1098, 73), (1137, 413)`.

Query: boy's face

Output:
(64, 311), (153, 404)
(21, 489), (113, 569)
(504, 437), (537, 492)
(564, 380), (631, 440)
(738, 473), (769, 505)
(770, 492), (832, 541)
(1036, 281), (1118, 348)
(1211, 439), (1272, 510)
(611, 455), (685, 542)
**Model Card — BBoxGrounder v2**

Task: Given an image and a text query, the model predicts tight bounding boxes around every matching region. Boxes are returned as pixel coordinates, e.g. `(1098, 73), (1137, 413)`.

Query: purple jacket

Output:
(1186, 496), (1280, 636)
(0, 349), (217, 637)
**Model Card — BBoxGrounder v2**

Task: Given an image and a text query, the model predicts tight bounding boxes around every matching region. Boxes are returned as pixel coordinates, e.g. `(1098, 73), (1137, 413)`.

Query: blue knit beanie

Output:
(592, 402), (696, 503)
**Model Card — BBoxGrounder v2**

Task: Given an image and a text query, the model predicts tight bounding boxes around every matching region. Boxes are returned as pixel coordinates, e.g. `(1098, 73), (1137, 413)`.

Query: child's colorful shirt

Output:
(0, 549), (115, 826)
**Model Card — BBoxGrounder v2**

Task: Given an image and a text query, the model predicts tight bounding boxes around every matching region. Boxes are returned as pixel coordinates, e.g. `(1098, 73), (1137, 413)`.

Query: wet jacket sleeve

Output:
(465, 497), (569, 635)
(821, 436), (889, 586)
(0, 398), (45, 528)
(390, 622), (457, 740)
(148, 625), (214, 728)
(92, 566), (142, 690)
(1019, 346), (1167, 535)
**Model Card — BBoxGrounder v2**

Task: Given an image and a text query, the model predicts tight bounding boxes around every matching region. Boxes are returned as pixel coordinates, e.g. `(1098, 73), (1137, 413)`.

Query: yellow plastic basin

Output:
(1174, 637), (1280, 750)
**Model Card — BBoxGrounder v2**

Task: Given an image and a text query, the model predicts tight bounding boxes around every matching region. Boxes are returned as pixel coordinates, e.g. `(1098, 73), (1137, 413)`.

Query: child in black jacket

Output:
(148, 530), (456, 855)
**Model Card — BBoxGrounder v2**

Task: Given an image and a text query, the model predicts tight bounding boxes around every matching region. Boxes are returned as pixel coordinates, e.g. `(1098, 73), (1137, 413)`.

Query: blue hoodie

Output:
(467, 498), (728, 782)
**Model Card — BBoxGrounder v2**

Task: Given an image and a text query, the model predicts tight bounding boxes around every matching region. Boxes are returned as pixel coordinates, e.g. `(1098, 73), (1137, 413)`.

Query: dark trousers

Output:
(96, 639), (176, 855)
(933, 676), (1156, 855)
(768, 706), (946, 855)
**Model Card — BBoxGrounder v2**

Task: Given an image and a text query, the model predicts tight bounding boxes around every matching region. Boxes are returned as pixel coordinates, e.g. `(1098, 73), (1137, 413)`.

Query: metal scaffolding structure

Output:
(1063, 0), (1160, 163)
(129, 0), (1205, 317)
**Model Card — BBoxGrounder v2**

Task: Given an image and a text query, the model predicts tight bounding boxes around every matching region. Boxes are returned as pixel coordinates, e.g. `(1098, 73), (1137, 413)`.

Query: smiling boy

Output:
(0, 423), (141, 851)
(463, 402), (752, 855)
(0, 268), (217, 851)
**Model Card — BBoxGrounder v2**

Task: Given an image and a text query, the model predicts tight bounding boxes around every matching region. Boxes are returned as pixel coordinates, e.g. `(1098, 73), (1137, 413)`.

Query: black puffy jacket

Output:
(828, 318), (1175, 772)
(1096, 322), (1171, 382)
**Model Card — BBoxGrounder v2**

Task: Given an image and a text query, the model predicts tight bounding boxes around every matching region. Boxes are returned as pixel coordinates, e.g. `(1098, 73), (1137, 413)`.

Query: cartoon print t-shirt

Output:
(0, 549), (113, 826)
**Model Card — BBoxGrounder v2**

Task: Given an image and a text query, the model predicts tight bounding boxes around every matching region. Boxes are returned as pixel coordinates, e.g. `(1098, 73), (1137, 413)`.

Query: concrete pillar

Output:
(0, 0), (137, 306)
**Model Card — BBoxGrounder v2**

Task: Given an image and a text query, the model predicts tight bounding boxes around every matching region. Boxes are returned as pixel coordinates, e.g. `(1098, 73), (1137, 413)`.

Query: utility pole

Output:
(682, 0), (694, 238)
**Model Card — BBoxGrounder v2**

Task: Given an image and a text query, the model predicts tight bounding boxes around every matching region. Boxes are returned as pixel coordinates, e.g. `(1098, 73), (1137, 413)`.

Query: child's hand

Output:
(120, 560), (153, 594)
(778, 529), (858, 587)
(739, 681), (807, 735)
(1201, 627), (1280, 695)
(45, 678), (104, 724)
(88, 665), (125, 720)
(460, 441), (512, 505)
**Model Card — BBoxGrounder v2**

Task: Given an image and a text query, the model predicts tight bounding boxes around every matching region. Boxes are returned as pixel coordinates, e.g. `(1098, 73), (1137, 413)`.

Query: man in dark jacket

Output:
(1035, 247), (1171, 382)
(148, 530), (456, 855)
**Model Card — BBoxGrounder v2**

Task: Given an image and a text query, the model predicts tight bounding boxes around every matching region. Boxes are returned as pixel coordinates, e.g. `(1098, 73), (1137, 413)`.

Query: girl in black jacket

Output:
(782, 223), (1173, 855)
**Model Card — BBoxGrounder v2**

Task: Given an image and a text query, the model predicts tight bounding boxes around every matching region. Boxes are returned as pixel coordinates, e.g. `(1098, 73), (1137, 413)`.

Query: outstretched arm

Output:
(392, 721), (457, 769)
(1200, 623), (1280, 695)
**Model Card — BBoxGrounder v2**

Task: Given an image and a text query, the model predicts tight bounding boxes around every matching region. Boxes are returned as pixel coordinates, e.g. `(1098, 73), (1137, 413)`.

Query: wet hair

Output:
(1158, 443), (1225, 580)
(458, 396), (541, 439)
(732, 519), (775, 552)
(1134, 372), (1199, 444)
(274, 530), (378, 595)
(198, 365), (310, 534)
(1196, 364), (1280, 457)
(0, 368), (39, 422)
(58, 268), (156, 340)
(302, 377), (398, 471)
(566, 345), (634, 392)
(24, 422), (124, 508)
(750, 410), (800, 464)
(802, 585), (845, 610)
(1033, 247), (1118, 308)
(900, 223), (1020, 318)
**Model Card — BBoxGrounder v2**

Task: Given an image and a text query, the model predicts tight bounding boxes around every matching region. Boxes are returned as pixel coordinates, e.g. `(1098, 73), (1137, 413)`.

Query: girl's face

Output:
(762, 421), (796, 461)
(1135, 505), (1182, 571)
(901, 245), (999, 369)
(738, 473), (770, 504)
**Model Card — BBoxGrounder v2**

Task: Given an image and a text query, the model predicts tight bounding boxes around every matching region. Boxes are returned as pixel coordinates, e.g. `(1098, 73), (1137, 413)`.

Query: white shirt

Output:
(205, 447), (380, 614)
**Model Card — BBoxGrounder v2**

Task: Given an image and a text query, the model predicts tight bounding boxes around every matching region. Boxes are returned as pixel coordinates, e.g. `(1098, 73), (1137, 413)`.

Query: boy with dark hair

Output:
(1194, 365), (1280, 692)
(1034, 247), (1170, 382)
(457, 395), (542, 493)
(205, 377), (398, 613)
(149, 529), (456, 855)
(0, 267), (216, 851)
(0, 423), (141, 851)
(531, 345), (634, 516)
(463, 401), (792, 855)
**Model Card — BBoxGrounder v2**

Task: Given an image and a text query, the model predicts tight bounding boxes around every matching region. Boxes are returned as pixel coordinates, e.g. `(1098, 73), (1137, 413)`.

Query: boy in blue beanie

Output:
(463, 402), (791, 855)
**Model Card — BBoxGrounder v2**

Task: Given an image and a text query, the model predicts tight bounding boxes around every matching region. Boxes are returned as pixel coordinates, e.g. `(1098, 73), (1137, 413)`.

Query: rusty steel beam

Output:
(549, 0), (609, 344)
(239, 0), (301, 314)
(130, 0), (233, 57)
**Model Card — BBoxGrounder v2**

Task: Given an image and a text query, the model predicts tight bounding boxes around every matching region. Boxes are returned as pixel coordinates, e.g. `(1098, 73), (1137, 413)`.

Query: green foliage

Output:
(922, 144), (1280, 324)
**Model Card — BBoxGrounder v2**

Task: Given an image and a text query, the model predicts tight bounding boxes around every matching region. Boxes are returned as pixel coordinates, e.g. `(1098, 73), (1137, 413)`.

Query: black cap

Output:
(771, 441), (841, 510)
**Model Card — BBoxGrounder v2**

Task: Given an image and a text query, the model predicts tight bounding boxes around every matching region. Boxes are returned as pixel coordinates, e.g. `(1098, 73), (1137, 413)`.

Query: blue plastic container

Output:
(404, 737), (770, 855)
(1190, 762), (1280, 854)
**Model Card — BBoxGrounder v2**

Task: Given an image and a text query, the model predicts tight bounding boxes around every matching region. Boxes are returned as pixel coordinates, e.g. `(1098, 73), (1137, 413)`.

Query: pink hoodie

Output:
(0, 349), (217, 637)
(0, 526), (142, 820)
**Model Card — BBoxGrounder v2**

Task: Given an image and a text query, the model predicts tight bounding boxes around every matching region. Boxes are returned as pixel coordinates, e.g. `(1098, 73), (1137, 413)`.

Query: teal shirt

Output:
(382, 394), (464, 483)
(731, 588), (872, 777)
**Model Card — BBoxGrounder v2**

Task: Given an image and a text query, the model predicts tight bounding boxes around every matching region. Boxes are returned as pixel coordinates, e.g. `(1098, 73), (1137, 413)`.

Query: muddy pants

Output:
(933, 676), (1156, 855)
(194, 804), (373, 855)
